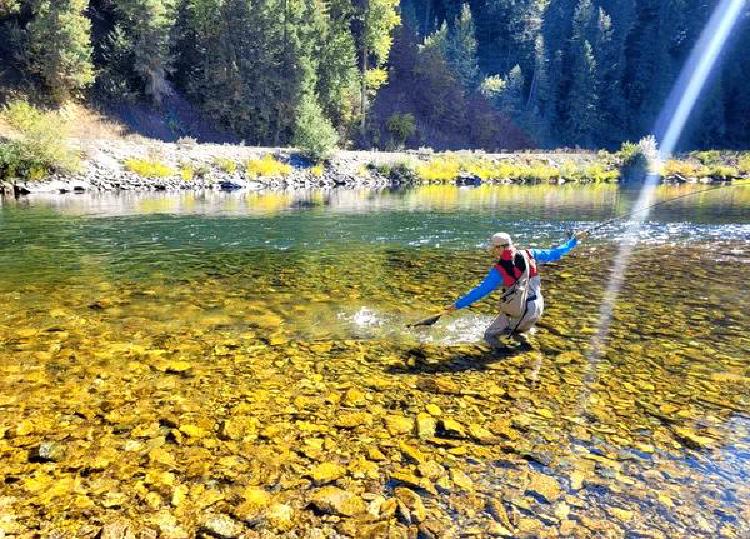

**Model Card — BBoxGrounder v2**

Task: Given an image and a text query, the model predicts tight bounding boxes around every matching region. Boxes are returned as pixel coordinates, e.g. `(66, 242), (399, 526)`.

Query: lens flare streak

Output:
(582, 0), (747, 408)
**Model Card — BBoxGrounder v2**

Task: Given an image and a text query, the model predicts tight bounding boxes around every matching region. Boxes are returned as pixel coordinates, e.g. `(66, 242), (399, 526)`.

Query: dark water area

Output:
(0, 184), (748, 537)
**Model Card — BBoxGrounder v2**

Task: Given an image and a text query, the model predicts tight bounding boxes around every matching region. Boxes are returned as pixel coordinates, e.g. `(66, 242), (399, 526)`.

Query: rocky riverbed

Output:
(1, 241), (748, 538)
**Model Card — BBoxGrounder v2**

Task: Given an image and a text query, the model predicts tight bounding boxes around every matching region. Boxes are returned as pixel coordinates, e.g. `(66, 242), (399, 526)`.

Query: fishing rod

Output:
(582, 182), (745, 234)
(407, 181), (747, 329)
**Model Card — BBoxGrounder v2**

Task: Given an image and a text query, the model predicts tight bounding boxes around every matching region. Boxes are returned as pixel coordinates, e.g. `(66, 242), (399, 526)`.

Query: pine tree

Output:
(561, 0), (598, 146)
(541, 0), (577, 145)
(596, 0), (635, 146)
(294, 91), (339, 160)
(474, 0), (543, 80)
(444, 4), (479, 90)
(354, 0), (400, 134)
(220, 0), (279, 143)
(422, 20), (448, 52)
(0, 0), (20, 17)
(623, 0), (674, 136)
(26, 0), (94, 102)
(316, 0), (359, 132)
(721, 5), (750, 148)
(113, 0), (176, 104)
(173, 0), (224, 100)
(525, 33), (551, 144)
(500, 65), (525, 121)
(565, 38), (597, 146)
(273, 0), (329, 145)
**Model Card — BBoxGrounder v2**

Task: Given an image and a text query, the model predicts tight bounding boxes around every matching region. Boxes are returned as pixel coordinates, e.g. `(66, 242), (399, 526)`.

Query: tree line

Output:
(1, 0), (748, 153)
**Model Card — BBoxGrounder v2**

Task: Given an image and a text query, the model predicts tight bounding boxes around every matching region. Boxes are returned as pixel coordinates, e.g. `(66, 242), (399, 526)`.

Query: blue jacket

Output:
(454, 238), (578, 309)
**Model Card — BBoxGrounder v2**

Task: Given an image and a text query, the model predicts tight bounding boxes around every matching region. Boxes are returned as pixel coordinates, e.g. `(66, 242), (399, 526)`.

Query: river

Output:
(1, 184), (748, 537)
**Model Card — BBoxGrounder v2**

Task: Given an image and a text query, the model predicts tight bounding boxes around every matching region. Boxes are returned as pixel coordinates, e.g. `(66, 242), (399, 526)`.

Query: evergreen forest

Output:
(1, 0), (748, 151)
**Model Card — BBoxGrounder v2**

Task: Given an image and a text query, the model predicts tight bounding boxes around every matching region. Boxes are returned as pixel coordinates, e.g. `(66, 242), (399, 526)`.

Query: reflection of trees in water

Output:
(2, 184), (748, 220)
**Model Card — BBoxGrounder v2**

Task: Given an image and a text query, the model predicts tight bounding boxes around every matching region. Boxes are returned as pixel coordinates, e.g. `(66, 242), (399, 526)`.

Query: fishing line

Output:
(583, 182), (745, 234)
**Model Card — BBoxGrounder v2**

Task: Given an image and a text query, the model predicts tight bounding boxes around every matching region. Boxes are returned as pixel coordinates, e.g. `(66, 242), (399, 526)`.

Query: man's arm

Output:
(450, 267), (503, 310)
(531, 237), (579, 264)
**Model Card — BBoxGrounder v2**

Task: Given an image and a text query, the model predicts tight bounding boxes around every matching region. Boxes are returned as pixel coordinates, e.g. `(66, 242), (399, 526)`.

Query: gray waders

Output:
(484, 275), (545, 348)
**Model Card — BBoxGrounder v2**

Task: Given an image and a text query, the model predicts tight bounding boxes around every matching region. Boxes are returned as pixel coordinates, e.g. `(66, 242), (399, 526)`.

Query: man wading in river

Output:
(443, 231), (588, 350)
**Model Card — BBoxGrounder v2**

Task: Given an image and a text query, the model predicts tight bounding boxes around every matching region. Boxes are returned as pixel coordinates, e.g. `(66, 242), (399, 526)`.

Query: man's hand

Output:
(574, 230), (590, 241)
(442, 304), (457, 315)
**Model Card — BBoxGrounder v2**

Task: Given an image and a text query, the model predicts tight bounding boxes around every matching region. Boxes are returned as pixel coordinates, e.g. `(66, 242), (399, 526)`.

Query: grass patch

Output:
(662, 159), (704, 178)
(246, 155), (292, 178)
(411, 155), (615, 184)
(179, 165), (195, 181)
(370, 160), (417, 181)
(708, 165), (738, 179)
(581, 163), (619, 184)
(214, 158), (237, 174)
(124, 158), (175, 178)
(415, 156), (461, 181)
(522, 162), (560, 183)
(692, 150), (722, 166)
(0, 99), (80, 181)
(737, 153), (750, 175)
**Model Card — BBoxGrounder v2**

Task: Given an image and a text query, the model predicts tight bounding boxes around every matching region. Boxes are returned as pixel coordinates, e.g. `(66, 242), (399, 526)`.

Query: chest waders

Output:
(495, 249), (538, 340)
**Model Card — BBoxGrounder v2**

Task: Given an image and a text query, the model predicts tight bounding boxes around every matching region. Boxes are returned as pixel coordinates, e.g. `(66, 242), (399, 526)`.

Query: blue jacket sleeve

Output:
(454, 267), (503, 309)
(531, 237), (578, 264)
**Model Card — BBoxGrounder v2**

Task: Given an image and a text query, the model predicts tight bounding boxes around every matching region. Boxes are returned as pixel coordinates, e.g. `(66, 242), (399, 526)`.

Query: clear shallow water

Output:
(0, 184), (749, 537)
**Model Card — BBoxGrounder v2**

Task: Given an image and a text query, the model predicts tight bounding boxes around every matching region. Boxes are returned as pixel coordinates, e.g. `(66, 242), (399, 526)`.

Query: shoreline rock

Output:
(0, 140), (743, 197)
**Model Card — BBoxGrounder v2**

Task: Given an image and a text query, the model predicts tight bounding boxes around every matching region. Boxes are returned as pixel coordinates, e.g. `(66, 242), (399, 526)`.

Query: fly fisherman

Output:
(442, 231), (588, 349)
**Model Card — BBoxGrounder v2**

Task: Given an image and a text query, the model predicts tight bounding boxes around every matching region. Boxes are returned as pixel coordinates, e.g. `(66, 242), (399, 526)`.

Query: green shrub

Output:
(0, 143), (22, 180)
(0, 100), (80, 181)
(293, 93), (338, 161)
(374, 161), (415, 181)
(708, 165), (738, 179)
(523, 162), (560, 183)
(194, 164), (211, 178)
(615, 141), (636, 161)
(661, 159), (706, 178)
(391, 162), (416, 181)
(692, 150), (721, 166)
(124, 158), (175, 178)
(558, 160), (583, 182)
(179, 165), (195, 181)
(582, 163), (619, 184)
(246, 155), (292, 177)
(463, 158), (498, 180)
(737, 153), (750, 175)
(214, 158), (237, 174)
(386, 113), (416, 148)
(616, 138), (653, 183)
(375, 163), (392, 177)
(416, 156), (461, 181)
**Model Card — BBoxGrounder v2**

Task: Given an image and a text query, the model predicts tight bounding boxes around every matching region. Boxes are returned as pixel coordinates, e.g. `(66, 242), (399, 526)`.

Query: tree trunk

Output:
(526, 68), (537, 110)
(360, 38), (367, 134)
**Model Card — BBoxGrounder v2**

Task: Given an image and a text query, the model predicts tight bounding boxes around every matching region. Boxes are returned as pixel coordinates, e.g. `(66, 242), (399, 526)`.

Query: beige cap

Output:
(489, 232), (513, 247)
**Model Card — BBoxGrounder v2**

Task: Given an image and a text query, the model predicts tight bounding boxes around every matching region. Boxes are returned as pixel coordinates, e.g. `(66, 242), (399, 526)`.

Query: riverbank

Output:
(2, 138), (747, 197)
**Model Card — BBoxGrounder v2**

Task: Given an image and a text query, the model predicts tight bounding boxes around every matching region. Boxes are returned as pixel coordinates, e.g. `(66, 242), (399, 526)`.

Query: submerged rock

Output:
(199, 514), (243, 538)
(309, 462), (346, 484)
(526, 473), (562, 503)
(395, 487), (427, 524)
(309, 486), (367, 516)
(28, 441), (65, 463)
(100, 522), (136, 539)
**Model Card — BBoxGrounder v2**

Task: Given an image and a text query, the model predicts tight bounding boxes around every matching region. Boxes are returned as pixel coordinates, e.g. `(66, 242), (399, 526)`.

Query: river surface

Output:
(0, 184), (749, 538)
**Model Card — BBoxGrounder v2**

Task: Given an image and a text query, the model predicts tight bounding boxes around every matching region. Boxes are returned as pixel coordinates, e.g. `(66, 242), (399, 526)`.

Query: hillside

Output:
(1, 1), (749, 152)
